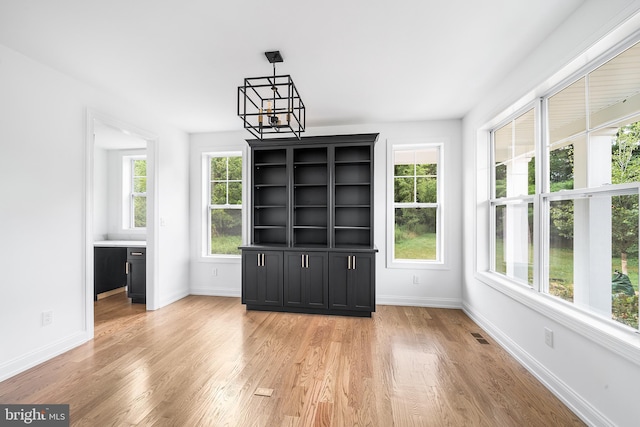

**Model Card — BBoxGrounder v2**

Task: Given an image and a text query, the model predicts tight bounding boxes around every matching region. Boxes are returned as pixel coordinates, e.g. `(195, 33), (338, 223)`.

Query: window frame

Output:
(489, 102), (541, 288)
(122, 154), (147, 231)
(387, 140), (445, 269)
(483, 33), (640, 339)
(205, 151), (243, 258)
(129, 157), (147, 229)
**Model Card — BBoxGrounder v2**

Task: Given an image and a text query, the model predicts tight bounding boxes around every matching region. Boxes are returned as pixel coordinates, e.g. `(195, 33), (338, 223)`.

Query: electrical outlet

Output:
(544, 327), (554, 348)
(212, 267), (218, 276)
(412, 275), (420, 285)
(42, 310), (53, 326)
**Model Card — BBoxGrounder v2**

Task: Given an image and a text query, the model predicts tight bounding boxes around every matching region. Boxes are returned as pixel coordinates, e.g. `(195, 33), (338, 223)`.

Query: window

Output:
(122, 155), (146, 229)
(208, 153), (242, 256)
(389, 143), (443, 265)
(491, 108), (536, 285)
(488, 39), (640, 331)
(130, 158), (146, 228)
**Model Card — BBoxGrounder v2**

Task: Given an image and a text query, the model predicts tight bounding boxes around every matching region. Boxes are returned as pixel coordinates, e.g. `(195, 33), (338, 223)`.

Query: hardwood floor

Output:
(0, 294), (584, 426)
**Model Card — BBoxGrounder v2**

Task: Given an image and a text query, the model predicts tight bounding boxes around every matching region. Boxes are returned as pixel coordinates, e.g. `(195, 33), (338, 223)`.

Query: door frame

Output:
(84, 108), (159, 338)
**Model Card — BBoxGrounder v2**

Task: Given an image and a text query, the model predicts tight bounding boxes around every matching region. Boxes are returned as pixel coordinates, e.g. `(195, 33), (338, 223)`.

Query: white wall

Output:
(189, 131), (248, 296)
(0, 43), (190, 381)
(93, 147), (109, 240)
(462, 1), (640, 426)
(189, 120), (463, 308)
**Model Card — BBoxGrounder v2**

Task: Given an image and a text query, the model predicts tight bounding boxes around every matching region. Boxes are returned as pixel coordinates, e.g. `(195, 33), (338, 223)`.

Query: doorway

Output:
(85, 110), (157, 336)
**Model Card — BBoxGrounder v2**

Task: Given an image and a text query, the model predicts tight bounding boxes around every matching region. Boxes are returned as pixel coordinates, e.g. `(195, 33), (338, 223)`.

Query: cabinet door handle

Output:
(262, 253), (265, 266)
(130, 252), (143, 256)
(353, 255), (356, 270)
(301, 254), (305, 268)
(125, 262), (129, 275)
(348, 255), (352, 270)
(301, 254), (310, 268)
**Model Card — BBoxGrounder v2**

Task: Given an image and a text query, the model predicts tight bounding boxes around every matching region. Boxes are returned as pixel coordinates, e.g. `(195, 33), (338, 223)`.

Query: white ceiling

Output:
(0, 0), (585, 134)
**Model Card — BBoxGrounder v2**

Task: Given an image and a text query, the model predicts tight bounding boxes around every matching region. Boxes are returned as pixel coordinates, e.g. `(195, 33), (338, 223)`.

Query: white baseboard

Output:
(190, 287), (241, 298)
(159, 289), (190, 308)
(377, 295), (462, 308)
(0, 331), (90, 383)
(462, 301), (614, 427)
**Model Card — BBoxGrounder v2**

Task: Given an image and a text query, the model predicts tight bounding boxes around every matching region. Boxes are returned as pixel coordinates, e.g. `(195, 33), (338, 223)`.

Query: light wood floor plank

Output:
(0, 294), (584, 426)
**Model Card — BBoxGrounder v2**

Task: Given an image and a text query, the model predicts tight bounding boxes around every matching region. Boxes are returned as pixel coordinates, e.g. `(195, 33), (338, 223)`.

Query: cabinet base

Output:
(245, 304), (373, 318)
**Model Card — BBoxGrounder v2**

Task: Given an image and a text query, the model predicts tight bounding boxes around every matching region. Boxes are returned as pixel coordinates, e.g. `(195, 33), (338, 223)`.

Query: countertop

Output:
(94, 240), (146, 248)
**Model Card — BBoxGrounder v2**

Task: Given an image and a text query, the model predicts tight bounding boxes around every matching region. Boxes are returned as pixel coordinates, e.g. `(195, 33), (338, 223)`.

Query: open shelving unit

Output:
(333, 145), (372, 249)
(242, 133), (378, 317)
(253, 149), (287, 246)
(293, 147), (329, 248)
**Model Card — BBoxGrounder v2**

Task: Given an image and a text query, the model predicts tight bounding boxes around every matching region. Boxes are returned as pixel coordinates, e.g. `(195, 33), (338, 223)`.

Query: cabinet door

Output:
(284, 252), (328, 309)
(284, 252), (305, 307)
(306, 252), (328, 308)
(127, 248), (146, 303)
(350, 252), (375, 312)
(94, 247), (127, 299)
(328, 252), (350, 310)
(242, 250), (283, 306)
(328, 252), (375, 312)
(242, 251), (262, 304)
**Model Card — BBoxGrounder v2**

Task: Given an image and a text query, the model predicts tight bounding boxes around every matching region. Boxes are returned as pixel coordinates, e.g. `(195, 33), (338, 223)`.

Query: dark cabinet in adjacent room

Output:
(94, 247), (127, 300)
(126, 247), (146, 304)
(241, 133), (378, 317)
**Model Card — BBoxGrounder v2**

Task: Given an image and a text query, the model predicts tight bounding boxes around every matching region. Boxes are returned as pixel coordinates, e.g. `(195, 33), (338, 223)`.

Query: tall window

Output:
(208, 154), (242, 255)
(390, 144), (442, 264)
(129, 157), (146, 228)
(491, 108), (536, 285)
(489, 40), (640, 331)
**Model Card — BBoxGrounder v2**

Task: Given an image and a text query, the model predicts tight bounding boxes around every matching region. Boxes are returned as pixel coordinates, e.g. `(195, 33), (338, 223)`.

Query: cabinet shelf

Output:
(255, 162), (286, 168)
(291, 243), (328, 249)
(333, 244), (373, 250)
(334, 160), (371, 165)
(255, 184), (287, 188)
(334, 145), (371, 163)
(294, 161), (327, 166)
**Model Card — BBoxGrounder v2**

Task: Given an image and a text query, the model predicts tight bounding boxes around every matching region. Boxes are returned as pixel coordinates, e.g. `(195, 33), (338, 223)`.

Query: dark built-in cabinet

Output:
(126, 248), (146, 304)
(94, 245), (146, 304)
(241, 133), (378, 317)
(94, 247), (127, 301)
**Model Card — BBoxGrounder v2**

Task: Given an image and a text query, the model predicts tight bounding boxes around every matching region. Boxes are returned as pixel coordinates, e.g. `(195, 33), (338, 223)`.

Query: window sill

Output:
(475, 271), (640, 366)
(387, 259), (449, 270)
(199, 255), (241, 263)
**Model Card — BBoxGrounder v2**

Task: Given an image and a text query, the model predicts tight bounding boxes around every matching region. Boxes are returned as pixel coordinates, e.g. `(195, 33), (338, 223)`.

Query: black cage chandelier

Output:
(238, 51), (306, 140)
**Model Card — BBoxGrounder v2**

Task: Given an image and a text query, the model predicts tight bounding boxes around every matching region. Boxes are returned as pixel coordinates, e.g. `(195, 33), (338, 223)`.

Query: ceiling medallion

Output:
(238, 51), (306, 140)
